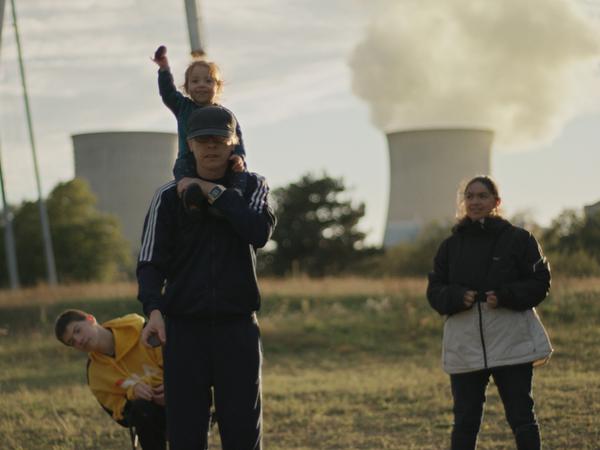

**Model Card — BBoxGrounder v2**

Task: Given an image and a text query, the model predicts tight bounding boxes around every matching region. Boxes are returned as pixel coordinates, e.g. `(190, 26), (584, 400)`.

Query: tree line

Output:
(0, 179), (130, 286)
(0, 174), (598, 286)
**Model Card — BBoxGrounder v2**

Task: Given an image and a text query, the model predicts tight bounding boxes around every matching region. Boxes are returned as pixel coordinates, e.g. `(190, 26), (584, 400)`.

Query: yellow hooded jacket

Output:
(87, 313), (163, 421)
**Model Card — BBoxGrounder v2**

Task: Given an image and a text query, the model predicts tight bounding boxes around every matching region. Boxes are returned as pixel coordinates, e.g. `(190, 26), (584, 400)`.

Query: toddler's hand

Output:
(152, 45), (169, 69)
(229, 154), (245, 173)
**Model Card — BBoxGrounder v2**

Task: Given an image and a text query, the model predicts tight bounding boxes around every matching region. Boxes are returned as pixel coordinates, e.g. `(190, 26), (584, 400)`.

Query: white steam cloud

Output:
(350, 0), (600, 149)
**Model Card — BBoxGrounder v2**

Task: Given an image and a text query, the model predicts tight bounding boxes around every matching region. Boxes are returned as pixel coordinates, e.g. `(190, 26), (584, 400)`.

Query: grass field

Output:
(1, 277), (599, 449)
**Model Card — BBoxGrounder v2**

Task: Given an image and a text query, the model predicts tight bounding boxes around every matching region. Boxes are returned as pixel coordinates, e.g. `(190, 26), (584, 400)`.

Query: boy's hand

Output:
(133, 382), (154, 401)
(152, 384), (165, 406)
(152, 45), (169, 69)
(229, 154), (245, 173)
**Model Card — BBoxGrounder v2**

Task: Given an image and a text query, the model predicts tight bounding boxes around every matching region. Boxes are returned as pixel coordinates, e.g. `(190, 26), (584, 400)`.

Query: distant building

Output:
(383, 128), (493, 247)
(584, 200), (600, 219)
(72, 131), (177, 253)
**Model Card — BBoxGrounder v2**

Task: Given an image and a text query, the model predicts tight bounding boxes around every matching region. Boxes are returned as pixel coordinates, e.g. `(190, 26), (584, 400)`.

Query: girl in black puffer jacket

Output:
(427, 175), (552, 450)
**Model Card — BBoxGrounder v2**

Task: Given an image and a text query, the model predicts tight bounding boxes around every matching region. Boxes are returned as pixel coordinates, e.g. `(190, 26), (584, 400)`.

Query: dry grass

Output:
(0, 275), (597, 307)
(0, 277), (429, 307)
(0, 282), (136, 307)
(0, 277), (427, 308)
(1, 278), (600, 449)
(259, 276), (427, 297)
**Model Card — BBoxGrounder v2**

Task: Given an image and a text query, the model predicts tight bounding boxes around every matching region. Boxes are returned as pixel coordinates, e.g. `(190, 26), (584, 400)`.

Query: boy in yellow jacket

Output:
(55, 310), (166, 450)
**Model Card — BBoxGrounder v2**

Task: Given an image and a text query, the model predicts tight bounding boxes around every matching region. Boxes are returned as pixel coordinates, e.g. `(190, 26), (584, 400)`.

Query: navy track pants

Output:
(164, 315), (262, 450)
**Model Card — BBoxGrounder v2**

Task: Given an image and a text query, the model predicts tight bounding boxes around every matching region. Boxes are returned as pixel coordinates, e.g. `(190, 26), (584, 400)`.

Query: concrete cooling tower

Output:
(72, 132), (177, 251)
(384, 128), (493, 247)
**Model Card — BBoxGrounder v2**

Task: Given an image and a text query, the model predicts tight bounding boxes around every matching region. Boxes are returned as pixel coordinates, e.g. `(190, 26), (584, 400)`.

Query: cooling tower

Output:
(72, 132), (177, 251)
(384, 128), (493, 247)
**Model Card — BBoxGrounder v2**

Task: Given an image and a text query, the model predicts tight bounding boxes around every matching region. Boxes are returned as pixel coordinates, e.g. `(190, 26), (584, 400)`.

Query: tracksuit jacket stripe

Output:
(250, 176), (268, 212)
(140, 181), (176, 262)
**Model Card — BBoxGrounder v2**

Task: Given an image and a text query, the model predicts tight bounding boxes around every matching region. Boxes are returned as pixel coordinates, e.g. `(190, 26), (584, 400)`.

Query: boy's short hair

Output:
(55, 309), (88, 344)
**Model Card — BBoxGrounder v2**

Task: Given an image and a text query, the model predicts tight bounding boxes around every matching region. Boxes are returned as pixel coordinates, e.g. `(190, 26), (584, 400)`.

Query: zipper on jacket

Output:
(477, 301), (488, 369)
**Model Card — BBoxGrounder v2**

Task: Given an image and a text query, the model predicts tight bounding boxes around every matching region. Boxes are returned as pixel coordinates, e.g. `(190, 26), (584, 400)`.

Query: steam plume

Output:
(350, 0), (600, 149)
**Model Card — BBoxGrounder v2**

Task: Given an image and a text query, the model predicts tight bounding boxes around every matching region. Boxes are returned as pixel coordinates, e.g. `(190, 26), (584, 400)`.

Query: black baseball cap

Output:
(187, 106), (237, 140)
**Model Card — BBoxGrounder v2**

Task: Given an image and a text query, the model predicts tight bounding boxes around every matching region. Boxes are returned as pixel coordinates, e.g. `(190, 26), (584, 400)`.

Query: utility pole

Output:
(0, 146), (19, 289)
(10, 0), (57, 285)
(184, 0), (205, 56)
(0, 0), (20, 288)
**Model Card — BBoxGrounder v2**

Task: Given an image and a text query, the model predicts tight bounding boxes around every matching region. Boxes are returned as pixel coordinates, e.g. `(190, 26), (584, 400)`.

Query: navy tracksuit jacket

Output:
(137, 171), (275, 450)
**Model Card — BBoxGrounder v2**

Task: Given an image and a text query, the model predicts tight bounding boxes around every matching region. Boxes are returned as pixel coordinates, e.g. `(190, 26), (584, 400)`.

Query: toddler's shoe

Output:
(183, 184), (207, 216)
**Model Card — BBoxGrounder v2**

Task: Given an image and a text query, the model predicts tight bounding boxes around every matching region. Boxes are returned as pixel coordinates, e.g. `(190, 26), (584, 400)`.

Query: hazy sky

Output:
(1, 0), (600, 245)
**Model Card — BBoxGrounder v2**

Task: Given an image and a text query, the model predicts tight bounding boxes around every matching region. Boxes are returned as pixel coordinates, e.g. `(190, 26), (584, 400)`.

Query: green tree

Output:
(266, 173), (367, 277)
(8, 178), (131, 285)
(372, 211), (542, 278)
(541, 209), (584, 256)
(375, 221), (452, 277)
(540, 208), (600, 276)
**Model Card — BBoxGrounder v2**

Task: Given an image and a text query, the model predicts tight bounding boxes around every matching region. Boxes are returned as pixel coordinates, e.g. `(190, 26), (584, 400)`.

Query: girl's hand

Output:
(229, 154), (245, 173)
(486, 291), (499, 308)
(463, 290), (477, 308)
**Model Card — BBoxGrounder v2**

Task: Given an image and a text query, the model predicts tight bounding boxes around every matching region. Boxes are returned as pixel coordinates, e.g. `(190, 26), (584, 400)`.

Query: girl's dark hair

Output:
(454, 175), (502, 229)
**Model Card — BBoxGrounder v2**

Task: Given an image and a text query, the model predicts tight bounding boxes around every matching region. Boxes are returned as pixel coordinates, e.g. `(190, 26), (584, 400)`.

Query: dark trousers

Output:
(164, 315), (262, 450)
(124, 399), (167, 450)
(450, 363), (540, 450)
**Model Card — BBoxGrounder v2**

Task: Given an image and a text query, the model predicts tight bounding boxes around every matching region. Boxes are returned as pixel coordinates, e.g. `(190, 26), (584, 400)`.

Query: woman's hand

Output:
(463, 290), (477, 308)
(486, 291), (499, 308)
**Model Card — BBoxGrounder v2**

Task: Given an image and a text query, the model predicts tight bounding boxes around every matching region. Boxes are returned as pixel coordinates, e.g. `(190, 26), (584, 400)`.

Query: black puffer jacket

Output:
(427, 217), (550, 315)
(427, 217), (553, 374)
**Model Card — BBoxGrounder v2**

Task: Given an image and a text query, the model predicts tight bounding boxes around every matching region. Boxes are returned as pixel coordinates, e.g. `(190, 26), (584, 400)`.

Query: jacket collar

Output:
(454, 216), (511, 236)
